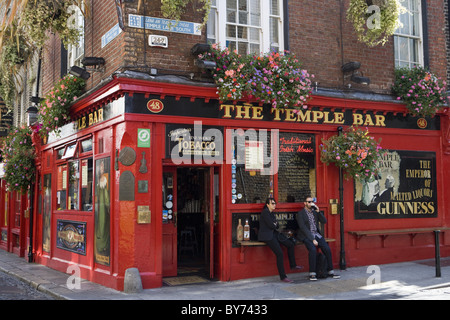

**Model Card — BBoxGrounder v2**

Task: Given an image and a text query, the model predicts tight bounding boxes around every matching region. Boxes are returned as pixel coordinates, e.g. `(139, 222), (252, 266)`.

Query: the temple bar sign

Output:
(220, 104), (386, 127)
(129, 94), (440, 130)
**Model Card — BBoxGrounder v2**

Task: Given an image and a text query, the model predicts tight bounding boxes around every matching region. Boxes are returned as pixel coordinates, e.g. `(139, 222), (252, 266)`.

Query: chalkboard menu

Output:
(277, 132), (316, 203)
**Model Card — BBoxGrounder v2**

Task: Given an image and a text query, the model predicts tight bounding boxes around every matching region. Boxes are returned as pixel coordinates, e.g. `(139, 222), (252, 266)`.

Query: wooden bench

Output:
(236, 237), (336, 263)
(348, 227), (450, 249)
(348, 227), (450, 277)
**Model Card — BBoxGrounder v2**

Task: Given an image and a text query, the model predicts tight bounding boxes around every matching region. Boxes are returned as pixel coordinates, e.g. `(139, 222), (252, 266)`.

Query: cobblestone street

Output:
(0, 271), (54, 300)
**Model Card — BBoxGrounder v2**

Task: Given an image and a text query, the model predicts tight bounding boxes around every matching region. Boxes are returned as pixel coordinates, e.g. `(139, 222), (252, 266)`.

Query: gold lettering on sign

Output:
(76, 108), (104, 130)
(219, 103), (386, 127)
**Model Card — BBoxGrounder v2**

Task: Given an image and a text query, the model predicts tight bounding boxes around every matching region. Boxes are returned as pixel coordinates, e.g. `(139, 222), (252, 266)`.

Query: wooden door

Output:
(162, 167), (177, 277)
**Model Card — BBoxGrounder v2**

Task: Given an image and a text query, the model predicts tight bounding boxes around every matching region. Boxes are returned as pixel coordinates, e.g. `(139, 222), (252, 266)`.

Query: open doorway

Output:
(177, 167), (209, 276)
(162, 166), (217, 282)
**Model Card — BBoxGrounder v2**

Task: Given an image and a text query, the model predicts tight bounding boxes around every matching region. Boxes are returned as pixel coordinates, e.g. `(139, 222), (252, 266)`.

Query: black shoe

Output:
(291, 265), (303, 270)
(328, 273), (340, 279)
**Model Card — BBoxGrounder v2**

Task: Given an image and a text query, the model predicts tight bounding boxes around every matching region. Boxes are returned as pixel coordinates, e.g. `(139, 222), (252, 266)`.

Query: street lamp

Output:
(26, 105), (38, 127)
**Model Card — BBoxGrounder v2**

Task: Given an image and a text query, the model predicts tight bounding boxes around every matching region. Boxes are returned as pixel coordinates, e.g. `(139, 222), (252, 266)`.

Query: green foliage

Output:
(38, 75), (86, 136)
(199, 44), (314, 109)
(0, 125), (35, 192)
(320, 126), (383, 180)
(23, 0), (82, 48)
(347, 0), (405, 47)
(392, 66), (448, 118)
(160, 0), (211, 26)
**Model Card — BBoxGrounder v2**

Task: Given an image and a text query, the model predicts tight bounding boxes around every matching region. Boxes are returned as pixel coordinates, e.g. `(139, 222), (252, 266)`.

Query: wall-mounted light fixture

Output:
(69, 57), (106, 80)
(82, 57), (105, 67)
(195, 59), (216, 70)
(191, 43), (211, 56)
(341, 61), (370, 86)
(191, 43), (215, 70)
(69, 65), (91, 80)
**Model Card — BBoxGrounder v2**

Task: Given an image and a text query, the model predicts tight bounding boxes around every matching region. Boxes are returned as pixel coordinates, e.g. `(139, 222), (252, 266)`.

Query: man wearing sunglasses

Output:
(258, 197), (303, 283)
(296, 196), (340, 281)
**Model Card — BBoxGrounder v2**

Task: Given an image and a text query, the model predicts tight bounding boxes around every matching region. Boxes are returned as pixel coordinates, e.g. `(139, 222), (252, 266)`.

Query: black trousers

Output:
(264, 232), (297, 280)
(303, 236), (333, 273)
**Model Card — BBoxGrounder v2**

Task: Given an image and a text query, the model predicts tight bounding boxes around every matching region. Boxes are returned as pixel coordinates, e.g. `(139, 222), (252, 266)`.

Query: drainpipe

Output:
(338, 126), (346, 270)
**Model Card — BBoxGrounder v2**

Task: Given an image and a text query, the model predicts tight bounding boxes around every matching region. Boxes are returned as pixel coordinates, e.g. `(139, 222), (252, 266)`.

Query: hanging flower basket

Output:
(346, 0), (405, 47)
(22, 0), (83, 48)
(0, 125), (36, 192)
(392, 66), (448, 118)
(38, 74), (86, 136)
(198, 44), (314, 109)
(319, 126), (383, 180)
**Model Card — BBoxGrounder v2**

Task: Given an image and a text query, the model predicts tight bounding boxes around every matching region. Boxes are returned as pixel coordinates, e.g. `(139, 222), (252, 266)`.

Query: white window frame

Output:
(394, 0), (423, 68)
(207, 0), (284, 54)
(67, 5), (85, 69)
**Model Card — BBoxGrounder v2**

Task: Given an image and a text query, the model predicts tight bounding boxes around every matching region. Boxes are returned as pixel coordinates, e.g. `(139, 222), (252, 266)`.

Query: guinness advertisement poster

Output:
(355, 150), (437, 219)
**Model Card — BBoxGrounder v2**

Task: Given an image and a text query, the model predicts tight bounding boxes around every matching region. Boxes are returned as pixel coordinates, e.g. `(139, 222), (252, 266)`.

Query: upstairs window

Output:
(394, 0), (423, 67)
(207, 0), (284, 54)
(67, 4), (85, 69)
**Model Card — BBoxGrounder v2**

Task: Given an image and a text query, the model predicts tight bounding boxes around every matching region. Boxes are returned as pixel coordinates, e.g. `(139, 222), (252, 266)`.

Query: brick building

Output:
(1, 0), (449, 290)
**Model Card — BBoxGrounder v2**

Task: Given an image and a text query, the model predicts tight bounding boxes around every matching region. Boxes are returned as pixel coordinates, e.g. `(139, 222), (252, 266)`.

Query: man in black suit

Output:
(258, 197), (302, 283)
(296, 196), (340, 281)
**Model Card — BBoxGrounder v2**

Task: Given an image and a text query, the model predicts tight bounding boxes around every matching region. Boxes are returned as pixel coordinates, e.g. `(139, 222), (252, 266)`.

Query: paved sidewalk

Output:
(0, 249), (449, 300)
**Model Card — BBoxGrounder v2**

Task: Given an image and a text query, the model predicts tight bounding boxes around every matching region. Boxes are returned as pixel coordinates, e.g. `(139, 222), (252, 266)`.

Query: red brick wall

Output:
(41, 0), (448, 96)
(289, 0), (447, 94)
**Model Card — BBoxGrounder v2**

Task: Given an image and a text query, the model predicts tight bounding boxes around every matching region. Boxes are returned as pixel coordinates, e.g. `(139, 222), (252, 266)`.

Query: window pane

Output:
(398, 36), (409, 63)
(227, 25), (236, 38)
(68, 160), (79, 210)
(81, 158), (93, 211)
(227, 0), (237, 10)
(81, 139), (92, 153)
(232, 130), (272, 204)
(409, 38), (418, 64)
(270, 0), (279, 15)
(238, 42), (248, 55)
(237, 26), (248, 39)
(270, 17), (279, 45)
(207, 6), (217, 43)
(57, 165), (67, 210)
(249, 27), (260, 41)
(222, 0), (280, 53)
(250, 43), (260, 54)
(62, 143), (77, 159)
(42, 174), (51, 253)
(239, 10), (248, 24)
(238, 0), (247, 11)
(249, 0), (260, 26)
(227, 8), (236, 23)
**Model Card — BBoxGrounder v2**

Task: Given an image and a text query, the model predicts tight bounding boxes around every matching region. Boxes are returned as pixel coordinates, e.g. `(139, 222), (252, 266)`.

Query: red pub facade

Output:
(1, 0), (450, 291)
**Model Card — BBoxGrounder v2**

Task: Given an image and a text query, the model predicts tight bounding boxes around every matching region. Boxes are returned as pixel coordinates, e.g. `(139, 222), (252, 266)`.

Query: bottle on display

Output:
(243, 219), (250, 241)
(237, 219), (244, 241)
